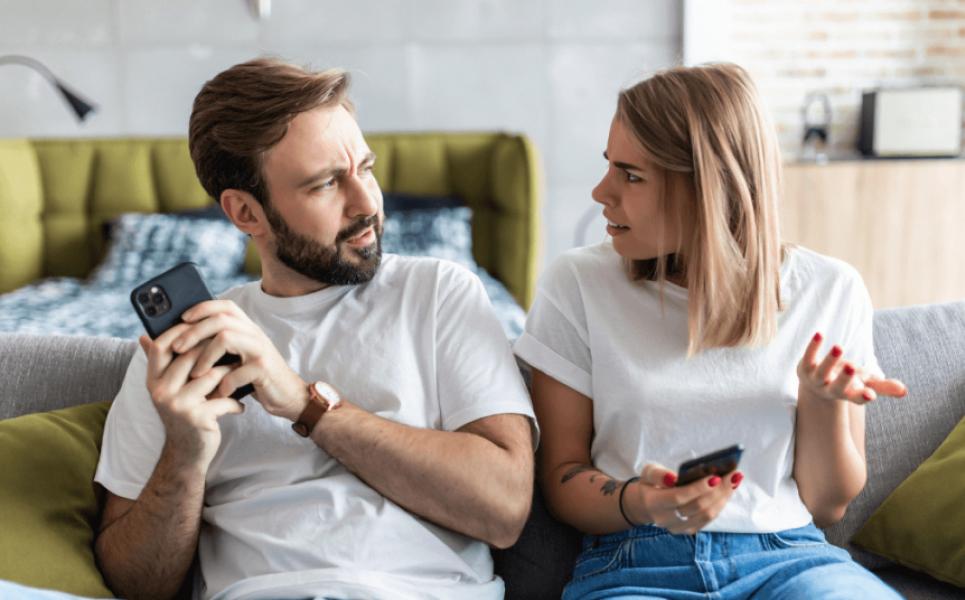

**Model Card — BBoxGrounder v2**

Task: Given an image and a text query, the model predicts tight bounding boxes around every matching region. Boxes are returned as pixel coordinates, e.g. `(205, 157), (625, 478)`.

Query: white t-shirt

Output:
(514, 241), (881, 533)
(95, 254), (535, 600)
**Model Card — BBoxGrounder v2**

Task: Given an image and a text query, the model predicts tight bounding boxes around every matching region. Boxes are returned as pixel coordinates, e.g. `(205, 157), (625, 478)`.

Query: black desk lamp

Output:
(0, 54), (97, 121)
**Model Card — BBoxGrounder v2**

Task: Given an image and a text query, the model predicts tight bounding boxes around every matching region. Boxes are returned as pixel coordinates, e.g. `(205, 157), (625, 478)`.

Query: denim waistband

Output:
(581, 522), (822, 551)
(582, 523), (670, 550)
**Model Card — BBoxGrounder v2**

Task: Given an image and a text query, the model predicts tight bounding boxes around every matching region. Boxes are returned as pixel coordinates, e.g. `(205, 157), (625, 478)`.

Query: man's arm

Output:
(95, 331), (244, 600)
(175, 296), (535, 548)
(95, 442), (206, 600)
(312, 406), (533, 549)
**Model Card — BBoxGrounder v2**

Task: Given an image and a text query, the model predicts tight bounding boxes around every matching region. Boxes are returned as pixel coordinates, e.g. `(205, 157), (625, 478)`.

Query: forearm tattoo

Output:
(560, 463), (619, 496)
(560, 464), (595, 483)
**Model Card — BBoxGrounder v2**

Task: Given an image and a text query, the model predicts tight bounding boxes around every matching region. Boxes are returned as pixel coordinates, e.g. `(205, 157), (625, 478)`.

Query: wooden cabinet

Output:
(781, 159), (965, 308)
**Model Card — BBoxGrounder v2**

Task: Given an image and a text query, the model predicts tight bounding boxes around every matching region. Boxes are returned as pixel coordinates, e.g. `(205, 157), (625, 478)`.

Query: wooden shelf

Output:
(781, 159), (965, 308)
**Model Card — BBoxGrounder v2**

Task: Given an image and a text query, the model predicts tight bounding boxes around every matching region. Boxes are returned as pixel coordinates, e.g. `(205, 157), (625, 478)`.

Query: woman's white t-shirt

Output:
(514, 241), (881, 533)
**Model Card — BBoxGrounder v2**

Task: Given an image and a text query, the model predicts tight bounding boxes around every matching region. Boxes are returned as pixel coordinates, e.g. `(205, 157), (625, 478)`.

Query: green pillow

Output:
(0, 402), (115, 597)
(853, 415), (965, 588)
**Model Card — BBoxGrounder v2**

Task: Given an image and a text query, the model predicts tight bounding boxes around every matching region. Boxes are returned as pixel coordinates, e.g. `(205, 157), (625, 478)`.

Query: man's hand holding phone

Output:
(139, 326), (243, 470)
(621, 448), (745, 535)
(132, 263), (310, 467)
(171, 299), (309, 422)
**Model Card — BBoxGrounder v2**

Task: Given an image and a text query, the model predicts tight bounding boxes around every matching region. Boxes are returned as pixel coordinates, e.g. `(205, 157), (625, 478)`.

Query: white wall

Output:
(0, 0), (681, 269)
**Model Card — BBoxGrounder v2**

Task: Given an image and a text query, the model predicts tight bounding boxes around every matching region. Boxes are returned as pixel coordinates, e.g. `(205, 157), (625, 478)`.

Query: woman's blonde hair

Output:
(616, 63), (784, 355)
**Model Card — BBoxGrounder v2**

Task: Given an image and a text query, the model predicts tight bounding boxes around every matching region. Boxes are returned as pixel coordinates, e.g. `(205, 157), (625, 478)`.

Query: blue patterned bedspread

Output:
(0, 268), (525, 341)
(0, 206), (526, 341)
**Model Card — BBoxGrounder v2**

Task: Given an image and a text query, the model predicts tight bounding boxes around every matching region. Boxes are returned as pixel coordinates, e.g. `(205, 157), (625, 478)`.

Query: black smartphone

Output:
(676, 444), (744, 487)
(130, 262), (254, 400)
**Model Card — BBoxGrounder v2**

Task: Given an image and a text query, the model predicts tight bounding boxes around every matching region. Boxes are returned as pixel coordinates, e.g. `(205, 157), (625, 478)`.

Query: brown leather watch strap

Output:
(292, 381), (341, 437)
(291, 393), (326, 437)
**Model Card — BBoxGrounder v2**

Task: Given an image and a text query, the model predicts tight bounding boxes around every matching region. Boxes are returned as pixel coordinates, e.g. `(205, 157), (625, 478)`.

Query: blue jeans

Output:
(563, 523), (902, 600)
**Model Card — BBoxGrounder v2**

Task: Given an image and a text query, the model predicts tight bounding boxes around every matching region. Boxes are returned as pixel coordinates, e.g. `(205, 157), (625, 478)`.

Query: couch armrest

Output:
(824, 301), (965, 568)
(0, 334), (136, 420)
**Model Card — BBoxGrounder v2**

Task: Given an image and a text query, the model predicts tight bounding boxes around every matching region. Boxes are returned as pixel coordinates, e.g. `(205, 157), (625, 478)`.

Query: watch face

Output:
(312, 381), (341, 404)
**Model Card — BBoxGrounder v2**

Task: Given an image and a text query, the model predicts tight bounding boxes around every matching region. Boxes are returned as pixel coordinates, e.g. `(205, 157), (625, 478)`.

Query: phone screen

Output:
(676, 444), (744, 487)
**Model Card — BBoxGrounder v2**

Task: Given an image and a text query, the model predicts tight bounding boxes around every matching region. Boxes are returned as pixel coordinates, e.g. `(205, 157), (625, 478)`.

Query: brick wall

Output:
(688, 0), (965, 158)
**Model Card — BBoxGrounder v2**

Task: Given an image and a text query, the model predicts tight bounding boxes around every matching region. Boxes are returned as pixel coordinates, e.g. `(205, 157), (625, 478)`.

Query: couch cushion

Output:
(89, 212), (248, 286)
(0, 401), (113, 597)
(0, 334), (136, 420)
(853, 416), (965, 587)
(875, 565), (965, 600)
(382, 202), (474, 268)
(0, 139), (44, 293)
(824, 302), (965, 568)
(33, 142), (98, 279)
(493, 486), (581, 600)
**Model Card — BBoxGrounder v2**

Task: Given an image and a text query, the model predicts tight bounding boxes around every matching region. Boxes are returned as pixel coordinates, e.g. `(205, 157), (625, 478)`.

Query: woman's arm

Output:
(793, 333), (906, 526)
(532, 369), (631, 534)
(532, 369), (740, 535)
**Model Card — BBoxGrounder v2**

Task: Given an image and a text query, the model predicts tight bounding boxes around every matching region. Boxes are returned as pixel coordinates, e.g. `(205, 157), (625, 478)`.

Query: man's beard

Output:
(263, 203), (383, 286)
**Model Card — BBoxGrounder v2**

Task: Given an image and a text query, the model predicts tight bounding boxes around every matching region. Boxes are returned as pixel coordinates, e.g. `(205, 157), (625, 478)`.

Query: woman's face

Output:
(592, 117), (688, 262)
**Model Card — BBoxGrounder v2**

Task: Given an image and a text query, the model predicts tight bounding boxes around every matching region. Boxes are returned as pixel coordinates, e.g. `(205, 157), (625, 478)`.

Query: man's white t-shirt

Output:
(95, 254), (535, 600)
(514, 241), (881, 533)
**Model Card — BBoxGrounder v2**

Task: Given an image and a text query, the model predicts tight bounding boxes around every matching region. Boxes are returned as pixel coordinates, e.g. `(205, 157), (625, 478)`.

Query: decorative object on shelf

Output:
(859, 87), (962, 158)
(800, 92), (831, 164)
(0, 55), (96, 122)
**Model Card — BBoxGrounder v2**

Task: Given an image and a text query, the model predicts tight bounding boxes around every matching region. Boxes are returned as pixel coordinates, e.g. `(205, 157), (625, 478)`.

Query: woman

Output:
(515, 63), (907, 599)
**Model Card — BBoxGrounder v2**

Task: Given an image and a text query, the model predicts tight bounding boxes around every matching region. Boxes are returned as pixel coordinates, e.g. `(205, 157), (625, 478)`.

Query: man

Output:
(93, 58), (535, 600)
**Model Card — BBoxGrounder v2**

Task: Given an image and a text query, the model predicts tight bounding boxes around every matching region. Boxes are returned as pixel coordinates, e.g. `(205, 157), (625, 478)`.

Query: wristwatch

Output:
(291, 381), (342, 437)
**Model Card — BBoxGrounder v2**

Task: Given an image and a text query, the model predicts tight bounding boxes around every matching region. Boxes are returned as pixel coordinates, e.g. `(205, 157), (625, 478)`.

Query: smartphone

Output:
(676, 444), (744, 487)
(130, 262), (254, 400)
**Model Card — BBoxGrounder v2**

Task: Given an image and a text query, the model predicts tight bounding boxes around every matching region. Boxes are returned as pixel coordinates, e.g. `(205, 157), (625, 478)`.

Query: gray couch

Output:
(2, 301), (965, 599)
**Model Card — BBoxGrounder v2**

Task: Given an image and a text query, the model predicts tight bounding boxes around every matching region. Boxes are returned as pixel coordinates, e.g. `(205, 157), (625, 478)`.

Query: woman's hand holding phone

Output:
(622, 463), (744, 535)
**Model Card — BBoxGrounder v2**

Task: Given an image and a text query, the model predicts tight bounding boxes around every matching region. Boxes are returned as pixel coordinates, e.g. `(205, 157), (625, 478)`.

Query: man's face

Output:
(260, 104), (383, 286)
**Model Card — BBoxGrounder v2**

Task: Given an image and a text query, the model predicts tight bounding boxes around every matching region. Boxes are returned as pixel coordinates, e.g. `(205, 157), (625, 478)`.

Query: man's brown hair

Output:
(188, 57), (354, 206)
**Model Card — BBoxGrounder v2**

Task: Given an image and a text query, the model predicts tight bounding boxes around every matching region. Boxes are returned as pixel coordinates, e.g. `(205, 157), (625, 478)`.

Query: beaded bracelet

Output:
(618, 476), (641, 527)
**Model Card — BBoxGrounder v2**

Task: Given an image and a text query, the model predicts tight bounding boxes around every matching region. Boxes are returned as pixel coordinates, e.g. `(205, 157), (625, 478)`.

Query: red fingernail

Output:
(831, 346), (843, 357)
(843, 364), (855, 376)
(708, 476), (721, 487)
(813, 332), (822, 342)
(663, 473), (677, 487)
(863, 392), (874, 401)
(731, 472), (744, 486)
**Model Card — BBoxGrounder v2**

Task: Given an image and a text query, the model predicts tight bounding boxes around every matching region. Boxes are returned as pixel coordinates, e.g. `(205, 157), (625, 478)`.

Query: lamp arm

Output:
(0, 54), (57, 82)
(0, 54), (97, 121)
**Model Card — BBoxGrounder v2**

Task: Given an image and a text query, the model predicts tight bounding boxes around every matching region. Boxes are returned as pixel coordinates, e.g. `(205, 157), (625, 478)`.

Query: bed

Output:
(0, 133), (541, 340)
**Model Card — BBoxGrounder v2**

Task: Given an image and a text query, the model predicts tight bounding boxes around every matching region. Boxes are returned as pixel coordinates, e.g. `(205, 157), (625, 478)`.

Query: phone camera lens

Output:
(137, 293), (150, 304)
(145, 306), (157, 316)
(151, 292), (165, 304)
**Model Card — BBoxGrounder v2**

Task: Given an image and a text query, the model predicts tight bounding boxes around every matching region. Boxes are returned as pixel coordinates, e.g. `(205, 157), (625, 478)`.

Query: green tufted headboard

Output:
(0, 133), (540, 307)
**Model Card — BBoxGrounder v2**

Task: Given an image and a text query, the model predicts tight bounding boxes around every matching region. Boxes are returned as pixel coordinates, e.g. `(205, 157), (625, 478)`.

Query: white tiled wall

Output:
(0, 0), (682, 268)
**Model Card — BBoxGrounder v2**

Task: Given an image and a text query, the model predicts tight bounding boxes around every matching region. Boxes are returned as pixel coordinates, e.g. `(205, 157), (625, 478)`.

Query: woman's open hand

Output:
(797, 332), (907, 405)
